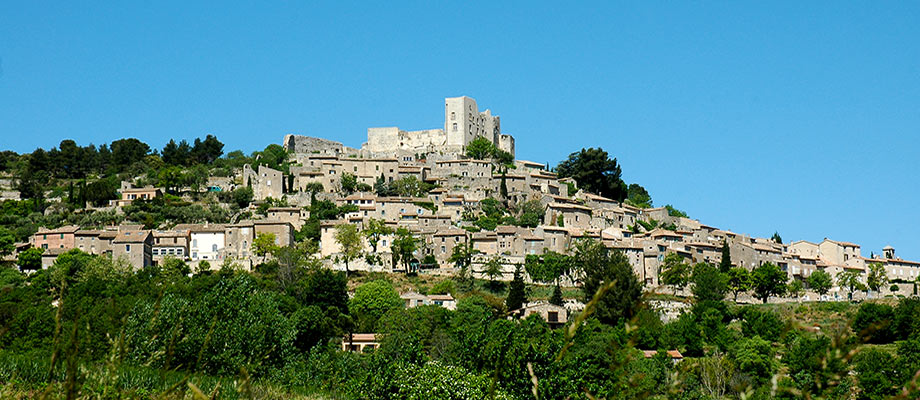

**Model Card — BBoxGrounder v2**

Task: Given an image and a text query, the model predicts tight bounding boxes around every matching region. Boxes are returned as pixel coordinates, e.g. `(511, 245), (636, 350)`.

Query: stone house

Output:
(511, 302), (567, 328)
(536, 226), (570, 254)
(496, 225), (527, 256)
(342, 333), (380, 353)
(686, 241), (721, 265)
(544, 203), (593, 229)
(74, 229), (115, 256)
(267, 207), (305, 230)
(430, 228), (467, 265)
(471, 231), (498, 255)
(112, 230), (153, 269)
(819, 239), (865, 271)
(522, 232), (545, 255)
(111, 186), (161, 207)
(152, 229), (190, 261)
(400, 292), (457, 310)
(243, 164), (283, 201)
(32, 225), (79, 251)
(178, 223), (226, 261)
(224, 220), (294, 259)
(417, 214), (452, 229)
(607, 242), (651, 285)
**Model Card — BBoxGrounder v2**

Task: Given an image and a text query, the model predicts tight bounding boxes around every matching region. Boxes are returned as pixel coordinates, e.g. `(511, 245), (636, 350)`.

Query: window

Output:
(452, 123), (458, 131)
(450, 111), (456, 120)
(152, 249), (159, 255)
(125, 245), (131, 252)
(441, 246), (446, 253)
(548, 311), (559, 323)
(60, 234), (64, 239)
(42, 243), (48, 249)
(192, 239), (197, 248)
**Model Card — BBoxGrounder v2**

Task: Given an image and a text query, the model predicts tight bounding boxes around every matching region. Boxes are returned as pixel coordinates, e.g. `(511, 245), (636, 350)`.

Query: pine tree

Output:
(506, 265), (527, 312)
(550, 284), (564, 306)
(719, 241), (732, 273)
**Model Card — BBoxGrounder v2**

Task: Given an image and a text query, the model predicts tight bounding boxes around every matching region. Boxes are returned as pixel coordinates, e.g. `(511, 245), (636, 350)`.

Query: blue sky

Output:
(1, 2), (918, 260)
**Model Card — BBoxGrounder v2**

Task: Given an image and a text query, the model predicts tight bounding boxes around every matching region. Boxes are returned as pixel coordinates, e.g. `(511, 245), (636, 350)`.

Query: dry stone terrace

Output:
(13, 95), (919, 303)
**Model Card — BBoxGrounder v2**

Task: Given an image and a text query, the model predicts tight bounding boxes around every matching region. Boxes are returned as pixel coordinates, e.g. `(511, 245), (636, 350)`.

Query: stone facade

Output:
(360, 96), (515, 158)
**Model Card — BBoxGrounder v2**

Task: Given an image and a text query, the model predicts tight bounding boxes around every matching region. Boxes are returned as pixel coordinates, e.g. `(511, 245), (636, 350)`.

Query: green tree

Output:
(578, 239), (642, 325)
(726, 267), (751, 302)
(483, 256), (504, 289)
(718, 241), (732, 273)
(391, 228), (419, 274)
(349, 280), (403, 332)
(866, 262), (888, 297)
(750, 262), (787, 303)
(788, 279), (805, 299)
(514, 199), (544, 228)
(625, 183), (652, 208)
(555, 147), (627, 201)
(0, 226), (15, 257)
(853, 303), (896, 344)
(340, 172), (357, 194)
(252, 232), (279, 257)
(550, 284), (564, 306)
(838, 269), (865, 301)
(465, 136), (496, 160)
(363, 218), (393, 254)
(660, 252), (691, 292)
(334, 223), (363, 276)
(17, 247), (43, 271)
(506, 265), (527, 311)
(110, 138), (150, 167)
(854, 348), (901, 400)
(731, 336), (775, 386)
(807, 270), (833, 297)
(191, 134), (224, 164)
(664, 204), (688, 218)
(691, 263), (726, 302)
(771, 231), (783, 244)
(229, 186), (253, 208)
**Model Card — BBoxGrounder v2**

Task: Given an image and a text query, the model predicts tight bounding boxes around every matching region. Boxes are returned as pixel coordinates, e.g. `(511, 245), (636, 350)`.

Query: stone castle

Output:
(283, 96), (515, 159)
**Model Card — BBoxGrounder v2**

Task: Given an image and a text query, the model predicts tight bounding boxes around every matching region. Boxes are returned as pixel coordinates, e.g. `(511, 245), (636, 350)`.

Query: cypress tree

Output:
(719, 241), (732, 273)
(506, 265), (527, 312)
(550, 284), (564, 306)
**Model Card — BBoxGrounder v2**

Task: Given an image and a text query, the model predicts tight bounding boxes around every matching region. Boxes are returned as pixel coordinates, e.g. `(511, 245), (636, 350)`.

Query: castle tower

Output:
(883, 245), (895, 259)
(444, 96), (501, 150)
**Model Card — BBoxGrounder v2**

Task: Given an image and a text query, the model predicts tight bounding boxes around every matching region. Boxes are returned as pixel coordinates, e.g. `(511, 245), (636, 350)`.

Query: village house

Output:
(178, 223), (226, 261)
(31, 225), (79, 250)
(112, 186), (161, 207)
(243, 164), (283, 201)
(112, 230), (153, 269)
(74, 229), (115, 256)
(510, 302), (568, 328)
(267, 207), (305, 230)
(341, 333), (380, 353)
(400, 292), (458, 310)
(152, 229), (190, 261)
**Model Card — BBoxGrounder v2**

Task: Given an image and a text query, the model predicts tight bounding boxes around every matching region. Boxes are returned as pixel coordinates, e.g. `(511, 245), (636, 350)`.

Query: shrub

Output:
(853, 303), (896, 344)
(741, 307), (784, 339)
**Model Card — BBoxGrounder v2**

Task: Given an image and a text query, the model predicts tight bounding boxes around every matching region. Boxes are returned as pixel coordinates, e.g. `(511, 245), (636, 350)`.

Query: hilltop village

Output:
(3, 96), (917, 305)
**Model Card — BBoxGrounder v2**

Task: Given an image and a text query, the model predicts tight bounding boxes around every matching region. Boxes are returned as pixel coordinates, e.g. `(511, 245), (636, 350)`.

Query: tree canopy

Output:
(555, 148), (627, 201)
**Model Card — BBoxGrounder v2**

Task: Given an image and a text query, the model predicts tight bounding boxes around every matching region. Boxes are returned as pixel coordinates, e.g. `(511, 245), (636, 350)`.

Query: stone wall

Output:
(283, 134), (357, 155)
